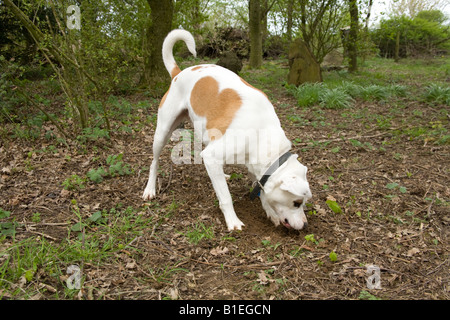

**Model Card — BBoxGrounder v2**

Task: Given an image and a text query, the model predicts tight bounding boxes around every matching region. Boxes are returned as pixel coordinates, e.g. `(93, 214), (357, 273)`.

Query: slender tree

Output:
(249, 0), (263, 69)
(347, 0), (358, 72)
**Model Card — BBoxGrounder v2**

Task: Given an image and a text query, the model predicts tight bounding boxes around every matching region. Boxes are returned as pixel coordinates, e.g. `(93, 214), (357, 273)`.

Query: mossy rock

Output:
(217, 51), (243, 74)
(287, 38), (322, 86)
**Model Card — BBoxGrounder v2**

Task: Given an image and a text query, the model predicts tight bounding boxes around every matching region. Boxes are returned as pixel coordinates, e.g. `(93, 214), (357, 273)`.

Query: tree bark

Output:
(286, 0), (293, 41)
(348, 0), (358, 72)
(249, 0), (263, 69)
(394, 30), (400, 62)
(141, 0), (174, 91)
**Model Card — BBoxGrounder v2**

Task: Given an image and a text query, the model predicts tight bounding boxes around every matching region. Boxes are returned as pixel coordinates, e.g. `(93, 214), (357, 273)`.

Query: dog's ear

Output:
(290, 155), (308, 180)
(302, 165), (308, 180)
(280, 176), (303, 197)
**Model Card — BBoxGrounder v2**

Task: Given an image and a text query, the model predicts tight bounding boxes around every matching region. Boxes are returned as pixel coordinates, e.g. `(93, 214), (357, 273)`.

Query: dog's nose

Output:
(303, 221), (308, 229)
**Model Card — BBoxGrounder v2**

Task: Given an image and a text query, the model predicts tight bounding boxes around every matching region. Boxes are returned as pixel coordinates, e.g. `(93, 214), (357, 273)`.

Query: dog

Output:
(143, 29), (312, 231)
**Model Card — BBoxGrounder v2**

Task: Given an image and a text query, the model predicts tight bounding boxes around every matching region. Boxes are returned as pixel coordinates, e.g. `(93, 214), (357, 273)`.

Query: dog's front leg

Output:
(202, 153), (245, 231)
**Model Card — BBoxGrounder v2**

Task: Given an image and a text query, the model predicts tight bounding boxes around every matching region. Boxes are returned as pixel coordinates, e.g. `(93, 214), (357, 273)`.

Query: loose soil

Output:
(0, 59), (448, 300)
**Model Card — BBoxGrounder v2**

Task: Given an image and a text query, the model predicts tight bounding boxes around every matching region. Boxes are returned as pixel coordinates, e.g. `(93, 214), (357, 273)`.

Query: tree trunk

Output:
(347, 0), (358, 72)
(249, 0), (263, 69)
(141, 0), (174, 92)
(299, 0), (308, 44)
(394, 30), (400, 62)
(286, 0), (293, 41)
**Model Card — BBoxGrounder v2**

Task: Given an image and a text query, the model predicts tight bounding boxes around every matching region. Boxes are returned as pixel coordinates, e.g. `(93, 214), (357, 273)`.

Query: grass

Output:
(288, 56), (449, 109)
(0, 203), (157, 299)
(423, 84), (450, 105)
(184, 221), (215, 245)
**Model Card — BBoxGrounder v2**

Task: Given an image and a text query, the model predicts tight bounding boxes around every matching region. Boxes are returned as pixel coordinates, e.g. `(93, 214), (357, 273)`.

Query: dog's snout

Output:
(303, 221), (308, 229)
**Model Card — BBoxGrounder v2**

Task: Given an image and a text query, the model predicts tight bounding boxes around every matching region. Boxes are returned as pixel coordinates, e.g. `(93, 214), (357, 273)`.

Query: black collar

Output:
(249, 151), (292, 200)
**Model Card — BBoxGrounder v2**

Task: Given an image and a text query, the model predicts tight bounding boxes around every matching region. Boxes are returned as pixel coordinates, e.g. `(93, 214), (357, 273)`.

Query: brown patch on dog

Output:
(159, 86), (171, 109)
(240, 77), (268, 98)
(192, 66), (203, 71)
(190, 76), (242, 140)
(171, 66), (181, 79)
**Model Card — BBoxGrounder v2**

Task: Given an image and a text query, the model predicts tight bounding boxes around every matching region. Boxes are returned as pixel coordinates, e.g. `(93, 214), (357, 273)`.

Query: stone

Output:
(217, 51), (243, 74)
(287, 38), (322, 86)
(321, 49), (345, 71)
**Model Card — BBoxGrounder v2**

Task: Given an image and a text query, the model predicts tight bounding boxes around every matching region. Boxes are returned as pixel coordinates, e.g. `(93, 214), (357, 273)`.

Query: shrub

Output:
(320, 88), (354, 109)
(423, 84), (450, 105)
(288, 82), (323, 107)
(359, 85), (390, 101)
(371, 12), (450, 58)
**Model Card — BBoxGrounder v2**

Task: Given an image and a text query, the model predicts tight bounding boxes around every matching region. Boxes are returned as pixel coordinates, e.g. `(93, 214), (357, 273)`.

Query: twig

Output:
(26, 230), (58, 241)
(425, 197), (435, 219)
(160, 163), (173, 195)
(27, 222), (70, 228)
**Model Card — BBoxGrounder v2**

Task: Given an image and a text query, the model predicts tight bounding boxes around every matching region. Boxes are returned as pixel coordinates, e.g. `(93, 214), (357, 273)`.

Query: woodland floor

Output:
(0, 57), (449, 300)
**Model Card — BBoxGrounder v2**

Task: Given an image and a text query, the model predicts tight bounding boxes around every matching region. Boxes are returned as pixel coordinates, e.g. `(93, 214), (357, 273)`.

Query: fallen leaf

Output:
(406, 248), (420, 257)
(257, 271), (268, 285)
(60, 189), (70, 198)
(210, 246), (229, 256)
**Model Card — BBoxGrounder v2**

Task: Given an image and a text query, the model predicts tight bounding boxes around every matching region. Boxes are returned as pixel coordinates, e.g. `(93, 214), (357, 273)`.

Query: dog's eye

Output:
(293, 200), (303, 208)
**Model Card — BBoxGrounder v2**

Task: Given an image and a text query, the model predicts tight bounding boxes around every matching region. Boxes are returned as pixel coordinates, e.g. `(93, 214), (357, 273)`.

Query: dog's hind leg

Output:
(143, 108), (187, 200)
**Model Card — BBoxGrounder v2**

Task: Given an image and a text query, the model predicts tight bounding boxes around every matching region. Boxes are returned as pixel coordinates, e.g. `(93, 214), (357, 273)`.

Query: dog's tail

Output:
(162, 29), (196, 79)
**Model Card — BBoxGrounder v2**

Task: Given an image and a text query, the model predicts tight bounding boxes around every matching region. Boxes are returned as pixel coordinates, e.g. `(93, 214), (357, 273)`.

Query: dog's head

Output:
(259, 156), (312, 230)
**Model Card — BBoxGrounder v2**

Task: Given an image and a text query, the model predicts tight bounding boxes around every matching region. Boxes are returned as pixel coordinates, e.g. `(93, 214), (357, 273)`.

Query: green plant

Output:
(87, 167), (108, 183)
(329, 251), (338, 262)
(326, 199), (343, 214)
(320, 88), (354, 109)
(304, 234), (318, 245)
(229, 172), (243, 180)
(388, 84), (407, 97)
(0, 208), (17, 237)
(148, 263), (188, 284)
(185, 222), (214, 245)
(423, 84), (450, 105)
(87, 154), (132, 183)
(386, 182), (407, 194)
(32, 212), (41, 223)
(106, 154), (131, 177)
(371, 14), (450, 58)
(288, 82), (323, 107)
(77, 127), (110, 143)
(359, 84), (390, 101)
(62, 174), (86, 190)
(359, 290), (381, 300)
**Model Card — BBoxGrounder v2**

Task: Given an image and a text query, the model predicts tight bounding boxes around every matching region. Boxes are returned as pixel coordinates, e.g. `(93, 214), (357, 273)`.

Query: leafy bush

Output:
(371, 11), (450, 58)
(423, 84), (450, 105)
(0, 56), (26, 123)
(320, 88), (354, 109)
(87, 154), (132, 184)
(288, 82), (323, 107)
(288, 81), (408, 108)
(359, 85), (390, 101)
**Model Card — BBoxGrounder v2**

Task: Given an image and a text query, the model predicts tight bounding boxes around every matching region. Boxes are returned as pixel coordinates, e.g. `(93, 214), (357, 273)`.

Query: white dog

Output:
(143, 30), (312, 231)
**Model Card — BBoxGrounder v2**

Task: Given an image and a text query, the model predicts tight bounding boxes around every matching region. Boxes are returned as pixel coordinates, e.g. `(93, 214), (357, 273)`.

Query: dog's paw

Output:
(226, 219), (245, 232)
(142, 188), (156, 201)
